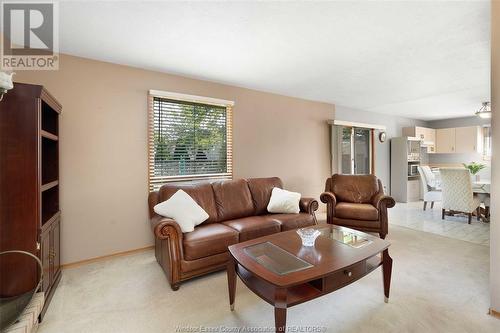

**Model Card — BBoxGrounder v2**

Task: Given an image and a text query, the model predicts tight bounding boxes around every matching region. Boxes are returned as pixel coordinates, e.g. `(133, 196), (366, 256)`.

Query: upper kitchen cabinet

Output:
(455, 126), (482, 153)
(402, 126), (436, 152)
(402, 126), (435, 143)
(436, 128), (456, 153)
(435, 126), (482, 154)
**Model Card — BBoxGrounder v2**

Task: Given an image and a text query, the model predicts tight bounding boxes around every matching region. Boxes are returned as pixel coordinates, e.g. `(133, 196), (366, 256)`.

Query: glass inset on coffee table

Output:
(318, 227), (373, 248)
(243, 242), (313, 275)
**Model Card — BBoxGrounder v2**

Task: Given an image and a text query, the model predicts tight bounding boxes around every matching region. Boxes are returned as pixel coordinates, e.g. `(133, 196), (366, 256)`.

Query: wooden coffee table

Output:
(227, 224), (392, 331)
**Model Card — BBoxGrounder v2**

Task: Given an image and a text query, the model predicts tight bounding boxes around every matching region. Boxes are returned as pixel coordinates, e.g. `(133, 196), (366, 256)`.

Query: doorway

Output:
(338, 126), (373, 175)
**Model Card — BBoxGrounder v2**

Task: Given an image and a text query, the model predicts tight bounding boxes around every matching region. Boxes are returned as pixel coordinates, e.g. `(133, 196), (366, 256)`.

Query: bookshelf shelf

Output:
(41, 180), (59, 192)
(41, 130), (58, 141)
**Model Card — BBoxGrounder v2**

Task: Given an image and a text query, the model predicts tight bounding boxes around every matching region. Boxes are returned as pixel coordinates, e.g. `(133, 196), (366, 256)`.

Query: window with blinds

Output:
(148, 91), (233, 191)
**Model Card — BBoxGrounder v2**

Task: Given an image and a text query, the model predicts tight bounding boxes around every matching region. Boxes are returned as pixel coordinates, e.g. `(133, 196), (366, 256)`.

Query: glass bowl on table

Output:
(296, 228), (321, 247)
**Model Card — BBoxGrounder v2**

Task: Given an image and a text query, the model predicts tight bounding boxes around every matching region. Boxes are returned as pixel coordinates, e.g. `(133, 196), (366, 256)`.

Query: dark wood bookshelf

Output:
(41, 180), (59, 192)
(41, 137), (58, 184)
(41, 185), (59, 225)
(41, 130), (58, 141)
(0, 82), (62, 321)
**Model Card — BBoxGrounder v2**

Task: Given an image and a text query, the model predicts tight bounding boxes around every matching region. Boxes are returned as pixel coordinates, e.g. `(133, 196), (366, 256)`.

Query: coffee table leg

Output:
(382, 249), (393, 303)
(227, 255), (237, 311)
(274, 288), (287, 332)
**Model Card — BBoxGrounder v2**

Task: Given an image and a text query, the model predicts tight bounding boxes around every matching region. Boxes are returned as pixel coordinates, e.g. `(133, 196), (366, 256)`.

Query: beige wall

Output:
(14, 55), (334, 264)
(490, 0), (500, 313)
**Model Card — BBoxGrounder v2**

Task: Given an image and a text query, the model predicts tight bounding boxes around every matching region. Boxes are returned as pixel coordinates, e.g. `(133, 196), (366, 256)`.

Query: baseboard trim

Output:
(62, 245), (154, 269)
(489, 308), (500, 319)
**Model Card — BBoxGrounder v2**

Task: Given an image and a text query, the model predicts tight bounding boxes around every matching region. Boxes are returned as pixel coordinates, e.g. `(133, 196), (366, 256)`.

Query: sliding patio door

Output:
(338, 126), (373, 175)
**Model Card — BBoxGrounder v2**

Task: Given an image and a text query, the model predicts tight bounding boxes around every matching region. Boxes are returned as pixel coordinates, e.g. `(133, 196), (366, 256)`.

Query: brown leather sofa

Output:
(320, 174), (395, 239)
(148, 177), (319, 290)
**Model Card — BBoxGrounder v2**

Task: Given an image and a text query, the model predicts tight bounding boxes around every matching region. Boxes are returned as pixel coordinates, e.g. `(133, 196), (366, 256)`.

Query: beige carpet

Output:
(38, 225), (499, 333)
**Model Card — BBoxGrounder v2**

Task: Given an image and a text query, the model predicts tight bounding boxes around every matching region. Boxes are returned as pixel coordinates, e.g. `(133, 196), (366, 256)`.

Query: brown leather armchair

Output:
(320, 174), (395, 239)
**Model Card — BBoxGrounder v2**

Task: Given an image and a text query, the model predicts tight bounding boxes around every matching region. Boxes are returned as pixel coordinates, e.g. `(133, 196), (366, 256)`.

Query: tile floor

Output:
(389, 201), (490, 246)
(316, 200), (490, 246)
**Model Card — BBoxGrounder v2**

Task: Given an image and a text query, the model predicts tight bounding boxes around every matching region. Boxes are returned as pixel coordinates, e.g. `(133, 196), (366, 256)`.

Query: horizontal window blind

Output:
(148, 93), (233, 191)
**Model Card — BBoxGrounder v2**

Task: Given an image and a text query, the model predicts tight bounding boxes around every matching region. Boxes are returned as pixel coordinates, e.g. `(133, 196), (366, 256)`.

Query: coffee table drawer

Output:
(323, 260), (367, 292)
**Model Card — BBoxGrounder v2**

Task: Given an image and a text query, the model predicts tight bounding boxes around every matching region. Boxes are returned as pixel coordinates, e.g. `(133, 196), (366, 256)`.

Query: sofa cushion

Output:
(266, 213), (315, 231)
(335, 202), (379, 221)
(154, 190), (209, 233)
(159, 182), (218, 223)
(212, 179), (255, 221)
(222, 216), (281, 242)
(183, 224), (239, 261)
(247, 177), (283, 215)
(331, 174), (379, 204)
(267, 187), (301, 214)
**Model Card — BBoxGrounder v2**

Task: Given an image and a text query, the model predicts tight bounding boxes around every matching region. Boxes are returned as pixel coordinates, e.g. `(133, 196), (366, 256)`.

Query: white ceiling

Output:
(57, 1), (491, 120)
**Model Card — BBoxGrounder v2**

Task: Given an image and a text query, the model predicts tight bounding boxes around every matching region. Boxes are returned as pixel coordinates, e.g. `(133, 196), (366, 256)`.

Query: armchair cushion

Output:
(222, 216), (281, 242)
(331, 174), (379, 203)
(335, 202), (379, 221)
(183, 224), (239, 261)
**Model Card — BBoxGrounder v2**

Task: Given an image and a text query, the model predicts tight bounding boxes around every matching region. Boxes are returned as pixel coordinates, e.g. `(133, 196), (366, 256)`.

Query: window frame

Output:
(335, 125), (375, 175)
(147, 90), (234, 191)
(482, 125), (492, 160)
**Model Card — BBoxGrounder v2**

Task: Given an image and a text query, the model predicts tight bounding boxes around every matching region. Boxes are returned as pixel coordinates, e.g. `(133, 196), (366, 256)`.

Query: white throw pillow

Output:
(267, 187), (301, 214)
(153, 189), (209, 233)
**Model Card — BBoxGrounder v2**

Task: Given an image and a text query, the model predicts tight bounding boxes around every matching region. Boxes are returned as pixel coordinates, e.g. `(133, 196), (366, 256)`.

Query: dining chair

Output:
(417, 166), (441, 210)
(439, 168), (481, 224)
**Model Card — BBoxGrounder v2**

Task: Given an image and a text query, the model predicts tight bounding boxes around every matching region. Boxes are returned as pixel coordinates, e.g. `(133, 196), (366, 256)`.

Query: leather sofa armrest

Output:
(320, 191), (337, 206)
(320, 191), (337, 224)
(299, 197), (319, 214)
(151, 215), (183, 240)
(148, 191), (159, 219)
(372, 193), (396, 210)
(371, 193), (395, 239)
(150, 215), (184, 290)
(151, 215), (184, 257)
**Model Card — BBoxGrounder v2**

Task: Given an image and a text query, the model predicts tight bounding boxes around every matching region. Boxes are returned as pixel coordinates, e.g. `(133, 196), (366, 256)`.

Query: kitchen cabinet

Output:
(424, 127), (436, 146)
(390, 137), (423, 203)
(436, 128), (456, 153)
(402, 126), (436, 152)
(403, 125), (482, 154)
(402, 126), (434, 142)
(455, 126), (481, 153)
(435, 126), (481, 154)
(407, 179), (421, 202)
